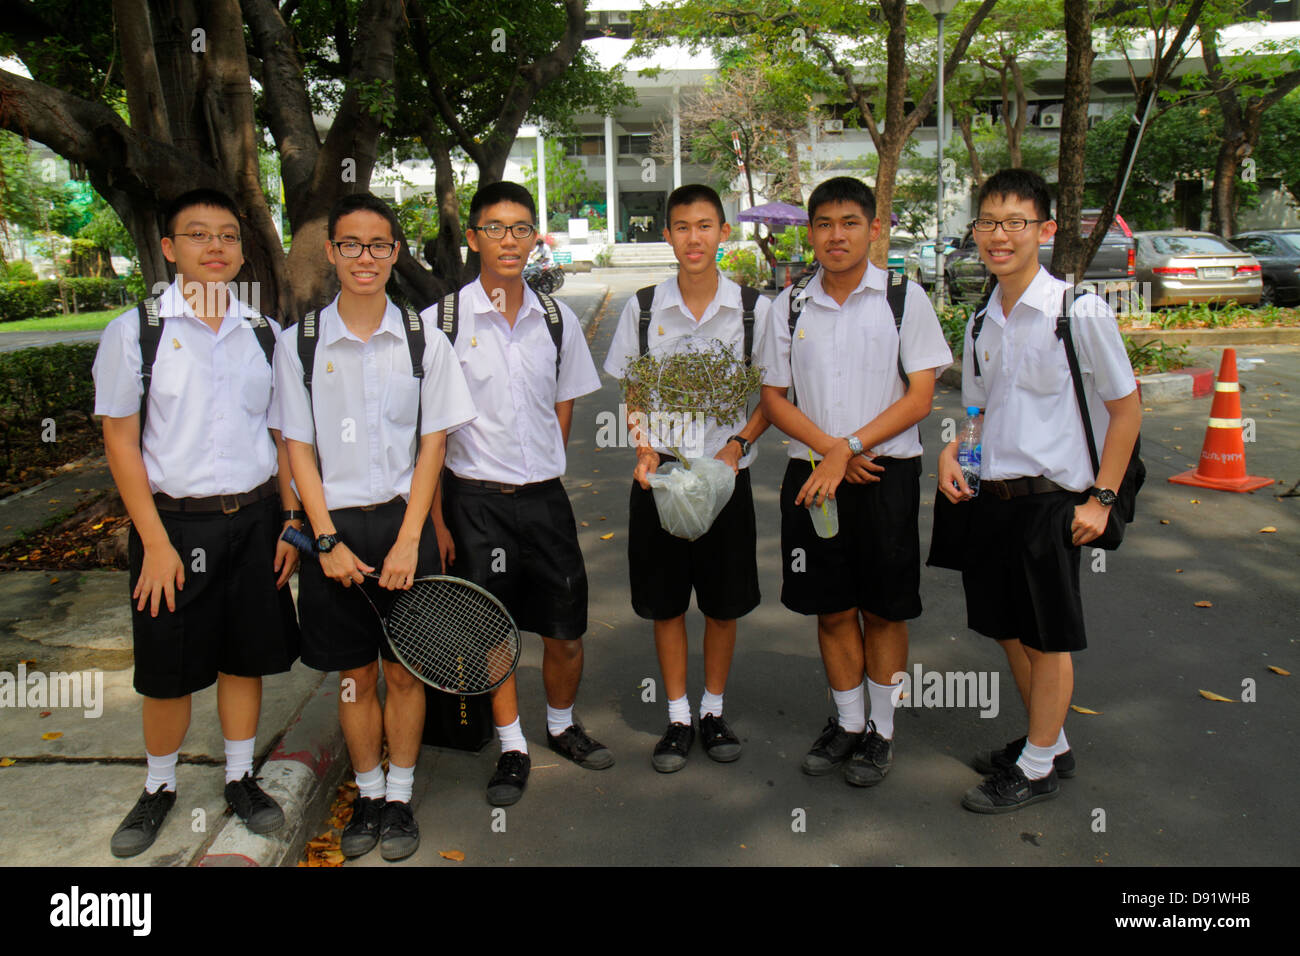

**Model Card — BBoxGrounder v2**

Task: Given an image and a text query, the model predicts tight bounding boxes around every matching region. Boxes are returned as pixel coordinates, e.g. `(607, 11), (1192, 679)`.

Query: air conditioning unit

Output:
(1040, 111), (1061, 129)
(822, 119), (844, 134)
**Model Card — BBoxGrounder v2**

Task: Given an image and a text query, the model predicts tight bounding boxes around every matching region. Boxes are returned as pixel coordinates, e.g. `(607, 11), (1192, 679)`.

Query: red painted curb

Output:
(1186, 367), (1214, 397)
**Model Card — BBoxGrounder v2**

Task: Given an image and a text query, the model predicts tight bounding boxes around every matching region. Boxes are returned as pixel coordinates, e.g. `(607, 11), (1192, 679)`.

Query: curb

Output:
(939, 363), (1218, 406)
(1122, 327), (1300, 346)
(195, 671), (347, 868)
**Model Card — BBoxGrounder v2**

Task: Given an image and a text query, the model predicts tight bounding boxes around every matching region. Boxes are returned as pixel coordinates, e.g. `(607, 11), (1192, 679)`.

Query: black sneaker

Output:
(379, 800), (420, 862)
(547, 722), (614, 770)
(699, 713), (741, 763)
(961, 764), (1060, 814)
(843, 721), (893, 787)
(652, 721), (695, 773)
(340, 796), (385, 858)
(800, 717), (864, 776)
(224, 773), (285, 835)
(110, 788), (176, 858)
(972, 736), (1076, 778)
(487, 750), (531, 807)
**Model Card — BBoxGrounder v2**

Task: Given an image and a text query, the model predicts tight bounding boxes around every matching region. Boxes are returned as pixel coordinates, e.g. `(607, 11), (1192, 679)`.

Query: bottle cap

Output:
(966, 405), (980, 416)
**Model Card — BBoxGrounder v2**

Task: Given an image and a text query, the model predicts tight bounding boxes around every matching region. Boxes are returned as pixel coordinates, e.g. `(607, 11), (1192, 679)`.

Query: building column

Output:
(672, 87), (682, 190)
(536, 131), (548, 237)
(604, 114), (617, 245)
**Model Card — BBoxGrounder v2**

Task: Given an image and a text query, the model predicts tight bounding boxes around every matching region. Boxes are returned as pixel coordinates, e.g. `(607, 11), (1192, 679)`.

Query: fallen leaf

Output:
(48, 578), (58, 585)
(1267, 665), (1291, 676)
(38, 711), (51, 718)
(41, 732), (62, 740)
(1194, 600), (1213, 608)
(1190, 499), (1200, 504)
(591, 490), (599, 495)
(1070, 705), (1102, 715)
(599, 516), (607, 521)
(1198, 689), (1233, 702)
(440, 849), (466, 861)
(599, 532), (614, 540)
(0, 758), (15, 767)
(1160, 519), (1170, 525)
(321, 850), (345, 864)
(1175, 568), (1183, 573)
(1259, 526), (1277, 533)
(91, 522), (104, 531)
(580, 482), (593, 488)
(1173, 426), (1182, 431)
(1174, 445), (1182, 450)
(580, 521), (589, 527)
(19, 659), (35, 666)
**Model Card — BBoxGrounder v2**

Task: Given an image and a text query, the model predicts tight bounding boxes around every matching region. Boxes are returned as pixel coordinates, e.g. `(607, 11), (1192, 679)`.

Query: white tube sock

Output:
(497, 717), (529, 755)
(667, 694), (691, 726)
(145, 749), (179, 794)
(831, 684), (866, 733)
(699, 690), (724, 720)
(866, 678), (897, 740)
(223, 736), (255, 785)
(546, 704), (573, 737)
(355, 764), (385, 800)
(1017, 740), (1056, 781)
(385, 762), (415, 804)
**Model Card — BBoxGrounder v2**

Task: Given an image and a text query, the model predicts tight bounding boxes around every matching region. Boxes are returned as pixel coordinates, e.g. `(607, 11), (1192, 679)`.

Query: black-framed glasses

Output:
(970, 218), (1048, 233)
(472, 222), (537, 240)
(171, 230), (242, 245)
(331, 240), (397, 259)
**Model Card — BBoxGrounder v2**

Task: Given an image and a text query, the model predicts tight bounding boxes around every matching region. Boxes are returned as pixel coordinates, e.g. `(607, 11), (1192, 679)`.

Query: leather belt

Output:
(450, 474), (556, 495)
(982, 476), (1068, 500)
(153, 478), (277, 515)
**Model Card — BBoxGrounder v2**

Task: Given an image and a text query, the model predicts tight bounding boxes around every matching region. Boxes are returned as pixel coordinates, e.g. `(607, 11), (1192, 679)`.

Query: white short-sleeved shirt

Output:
(273, 295), (477, 510)
(961, 267), (1138, 492)
(602, 275), (770, 466)
(92, 279), (280, 498)
(424, 279), (601, 485)
(757, 262), (952, 460)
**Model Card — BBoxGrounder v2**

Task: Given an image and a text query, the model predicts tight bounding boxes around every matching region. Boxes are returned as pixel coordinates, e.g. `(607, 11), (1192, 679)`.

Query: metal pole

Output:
(537, 131), (548, 238)
(934, 11), (947, 309)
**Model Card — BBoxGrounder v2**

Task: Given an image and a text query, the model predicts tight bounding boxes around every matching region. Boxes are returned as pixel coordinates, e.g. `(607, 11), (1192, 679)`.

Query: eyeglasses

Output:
(331, 240), (397, 259)
(171, 231), (242, 245)
(472, 222), (537, 240)
(970, 218), (1048, 233)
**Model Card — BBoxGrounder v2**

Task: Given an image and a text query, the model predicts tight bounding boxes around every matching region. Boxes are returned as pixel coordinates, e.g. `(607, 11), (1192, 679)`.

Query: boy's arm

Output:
(379, 431), (446, 589)
(555, 399), (576, 447)
(271, 428), (301, 588)
(102, 415), (185, 617)
(715, 402), (771, 473)
(1071, 390), (1141, 545)
(286, 438), (374, 587)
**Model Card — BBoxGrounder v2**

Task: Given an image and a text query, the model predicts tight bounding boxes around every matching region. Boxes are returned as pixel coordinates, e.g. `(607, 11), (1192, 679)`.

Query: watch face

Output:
(848, 437), (864, 455)
(1094, 488), (1118, 506)
(315, 534), (336, 553)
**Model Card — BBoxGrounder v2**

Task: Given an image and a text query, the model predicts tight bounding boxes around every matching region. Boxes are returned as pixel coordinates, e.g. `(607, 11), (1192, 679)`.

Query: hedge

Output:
(0, 278), (131, 323)
(0, 343), (98, 472)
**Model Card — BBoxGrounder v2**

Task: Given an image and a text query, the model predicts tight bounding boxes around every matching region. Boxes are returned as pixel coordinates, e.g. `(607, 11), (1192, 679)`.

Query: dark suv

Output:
(1229, 230), (1300, 306)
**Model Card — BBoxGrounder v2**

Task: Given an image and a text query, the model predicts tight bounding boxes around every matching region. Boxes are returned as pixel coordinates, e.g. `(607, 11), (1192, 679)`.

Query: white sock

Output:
(831, 684), (866, 733)
(385, 762), (415, 804)
(699, 690), (724, 720)
(355, 764), (385, 800)
(145, 749), (179, 794)
(1055, 728), (1070, 755)
(1016, 740), (1056, 781)
(497, 717), (529, 755)
(667, 694), (691, 726)
(223, 736), (255, 785)
(546, 704), (574, 737)
(866, 677), (897, 740)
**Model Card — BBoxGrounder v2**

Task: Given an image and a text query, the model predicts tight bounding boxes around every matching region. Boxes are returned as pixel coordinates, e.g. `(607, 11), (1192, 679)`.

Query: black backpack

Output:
(137, 295), (276, 444)
(635, 283), (762, 364)
(436, 288), (565, 380)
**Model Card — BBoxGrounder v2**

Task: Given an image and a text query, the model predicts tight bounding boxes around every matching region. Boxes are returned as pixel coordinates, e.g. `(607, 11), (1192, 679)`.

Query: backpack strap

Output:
(137, 296), (163, 445)
(636, 285), (656, 357)
(1055, 285), (1102, 477)
(297, 309), (320, 401)
(969, 288), (995, 379)
(785, 269), (818, 406)
(403, 304), (426, 444)
(246, 314), (277, 367)
(536, 290), (564, 380)
(438, 290), (459, 345)
(885, 270), (909, 388)
(739, 285), (761, 367)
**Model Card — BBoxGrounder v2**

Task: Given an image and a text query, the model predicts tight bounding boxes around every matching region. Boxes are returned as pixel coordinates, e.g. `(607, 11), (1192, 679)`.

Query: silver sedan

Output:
(1135, 231), (1262, 307)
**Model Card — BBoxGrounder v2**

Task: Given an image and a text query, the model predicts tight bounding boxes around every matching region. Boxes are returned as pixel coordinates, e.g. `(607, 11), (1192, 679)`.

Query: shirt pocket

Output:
(1016, 342), (1070, 396)
(385, 373), (421, 430)
(240, 356), (274, 417)
(858, 321), (897, 373)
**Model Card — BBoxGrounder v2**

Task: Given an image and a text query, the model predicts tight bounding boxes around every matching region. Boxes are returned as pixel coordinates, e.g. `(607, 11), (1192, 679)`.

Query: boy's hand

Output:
(634, 447), (660, 490)
(843, 452), (885, 484)
(321, 542), (373, 588)
(434, 519), (456, 570)
(714, 440), (742, 475)
(134, 541), (185, 617)
(937, 441), (973, 503)
(378, 535), (419, 590)
(1071, 498), (1111, 546)
(273, 522), (300, 589)
(795, 443), (851, 508)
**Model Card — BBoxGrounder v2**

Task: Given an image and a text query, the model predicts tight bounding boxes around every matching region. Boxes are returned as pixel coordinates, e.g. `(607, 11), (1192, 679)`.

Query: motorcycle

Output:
(524, 251), (565, 295)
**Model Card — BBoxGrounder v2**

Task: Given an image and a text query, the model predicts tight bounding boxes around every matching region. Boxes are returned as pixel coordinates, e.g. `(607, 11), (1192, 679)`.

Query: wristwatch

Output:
(846, 436), (864, 456)
(315, 532), (340, 554)
(728, 434), (752, 456)
(1089, 487), (1118, 507)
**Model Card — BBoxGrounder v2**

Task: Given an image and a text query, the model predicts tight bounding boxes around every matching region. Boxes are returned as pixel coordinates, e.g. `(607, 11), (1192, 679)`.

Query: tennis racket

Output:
(282, 527), (519, 695)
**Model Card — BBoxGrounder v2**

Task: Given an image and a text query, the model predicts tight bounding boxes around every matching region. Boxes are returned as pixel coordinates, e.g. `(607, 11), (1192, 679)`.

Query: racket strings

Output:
(387, 580), (518, 692)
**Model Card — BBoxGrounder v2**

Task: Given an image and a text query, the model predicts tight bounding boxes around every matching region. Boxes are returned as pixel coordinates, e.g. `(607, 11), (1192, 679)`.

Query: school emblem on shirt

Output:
(172, 338), (181, 350)
(657, 325), (664, 336)
(471, 336), (478, 347)
(326, 361), (334, 373)
(984, 351), (989, 362)
(798, 328), (806, 340)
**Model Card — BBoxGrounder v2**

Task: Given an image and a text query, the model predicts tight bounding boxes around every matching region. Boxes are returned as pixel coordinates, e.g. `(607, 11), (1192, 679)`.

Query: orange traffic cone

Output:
(1169, 348), (1273, 493)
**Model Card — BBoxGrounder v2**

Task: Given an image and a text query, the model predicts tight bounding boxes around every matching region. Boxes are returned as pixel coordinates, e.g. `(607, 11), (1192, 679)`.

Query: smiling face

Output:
(809, 199), (880, 277)
(664, 199), (731, 279)
(466, 200), (537, 287)
(974, 192), (1057, 287)
(161, 204), (244, 286)
(326, 209), (399, 298)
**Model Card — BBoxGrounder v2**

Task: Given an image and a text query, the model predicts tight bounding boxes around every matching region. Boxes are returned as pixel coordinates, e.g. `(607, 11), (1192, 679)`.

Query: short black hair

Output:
(977, 168), (1053, 222)
(807, 177), (876, 222)
(666, 184), (726, 225)
(468, 181), (537, 229)
(162, 189), (242, 237)
(327, 193), (404, 242)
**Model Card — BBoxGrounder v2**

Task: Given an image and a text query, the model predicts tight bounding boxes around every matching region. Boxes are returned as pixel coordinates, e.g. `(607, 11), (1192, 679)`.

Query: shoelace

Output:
(237, 775), (277, 811)
(665, 723), (693, 748)
(498, 752), (529, 775)
(122, 790), (169, 828)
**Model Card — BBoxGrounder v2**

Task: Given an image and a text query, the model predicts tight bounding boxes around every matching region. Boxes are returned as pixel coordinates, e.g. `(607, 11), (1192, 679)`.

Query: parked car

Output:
(1135, 231), (1262, 307)
(904, 239), (957, 288)
(945, 211), (1137, 308)
(1229, 230), (1300, 306)
(887, 237), (913, 276)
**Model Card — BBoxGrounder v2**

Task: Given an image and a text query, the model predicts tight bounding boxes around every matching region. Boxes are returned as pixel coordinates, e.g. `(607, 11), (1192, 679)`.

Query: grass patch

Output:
(1123, 302), (1300, 330)
(0, 309), (122, 333)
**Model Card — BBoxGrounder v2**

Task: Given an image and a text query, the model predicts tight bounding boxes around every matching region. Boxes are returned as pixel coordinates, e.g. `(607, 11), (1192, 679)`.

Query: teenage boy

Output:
(95, 189), (302, 857)
(757, 176), (952, 787)
(937, 168), (1140, 813)
(274, 193), (476, 860)
(602, 183), (771, 772)
(427, 181), (608, 807)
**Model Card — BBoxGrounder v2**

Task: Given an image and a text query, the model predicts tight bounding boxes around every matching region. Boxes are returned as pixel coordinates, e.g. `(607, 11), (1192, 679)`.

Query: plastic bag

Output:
(647, 457), (736, 541)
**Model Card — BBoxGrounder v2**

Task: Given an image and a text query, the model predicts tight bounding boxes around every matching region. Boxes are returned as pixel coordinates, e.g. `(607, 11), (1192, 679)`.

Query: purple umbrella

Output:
(737, 201), (808, 225)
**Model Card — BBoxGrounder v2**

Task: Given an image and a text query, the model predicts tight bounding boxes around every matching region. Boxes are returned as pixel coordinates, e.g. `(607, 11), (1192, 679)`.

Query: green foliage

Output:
(1253, 88), (1300, 207)
(771, 227), (812, 263)
(3, 261), (38, 281)
(0, 343), (98, 471)
(522, 140), (602, 216)
(938, 302), (974, 357)
(1148, 302), (1300, 329)
(0, 278), (130, 322)
(720, 246), (769, 286)
(1123, 336), (1188, 374)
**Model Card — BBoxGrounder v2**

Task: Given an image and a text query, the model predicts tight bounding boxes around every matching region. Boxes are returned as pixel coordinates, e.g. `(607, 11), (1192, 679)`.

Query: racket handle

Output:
(281, 526), (317, 554)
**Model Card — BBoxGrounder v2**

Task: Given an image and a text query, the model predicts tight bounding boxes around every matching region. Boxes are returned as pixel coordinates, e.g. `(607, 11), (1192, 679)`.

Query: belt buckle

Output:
(220, 494), (241, 515)
(499, 482), (516, 495)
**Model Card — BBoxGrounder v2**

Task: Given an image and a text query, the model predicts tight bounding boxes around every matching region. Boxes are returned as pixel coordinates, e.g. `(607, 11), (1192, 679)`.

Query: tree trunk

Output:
(1051, 0), (1095, 283)
(421, 129), (467, 289)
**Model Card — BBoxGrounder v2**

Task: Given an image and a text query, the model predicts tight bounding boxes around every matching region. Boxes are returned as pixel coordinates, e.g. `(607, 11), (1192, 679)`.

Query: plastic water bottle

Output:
(957, 406), (982, 497)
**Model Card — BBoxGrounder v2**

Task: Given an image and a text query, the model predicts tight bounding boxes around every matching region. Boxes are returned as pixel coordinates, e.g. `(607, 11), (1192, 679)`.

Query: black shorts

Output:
(128, 495), (300, 699)
(442, 475), (587, 640)
(298, 498), (441, 672)
(960, 488), (1087, 652)
(628, 466), (760, 621)
(779, 456), (922, 621)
